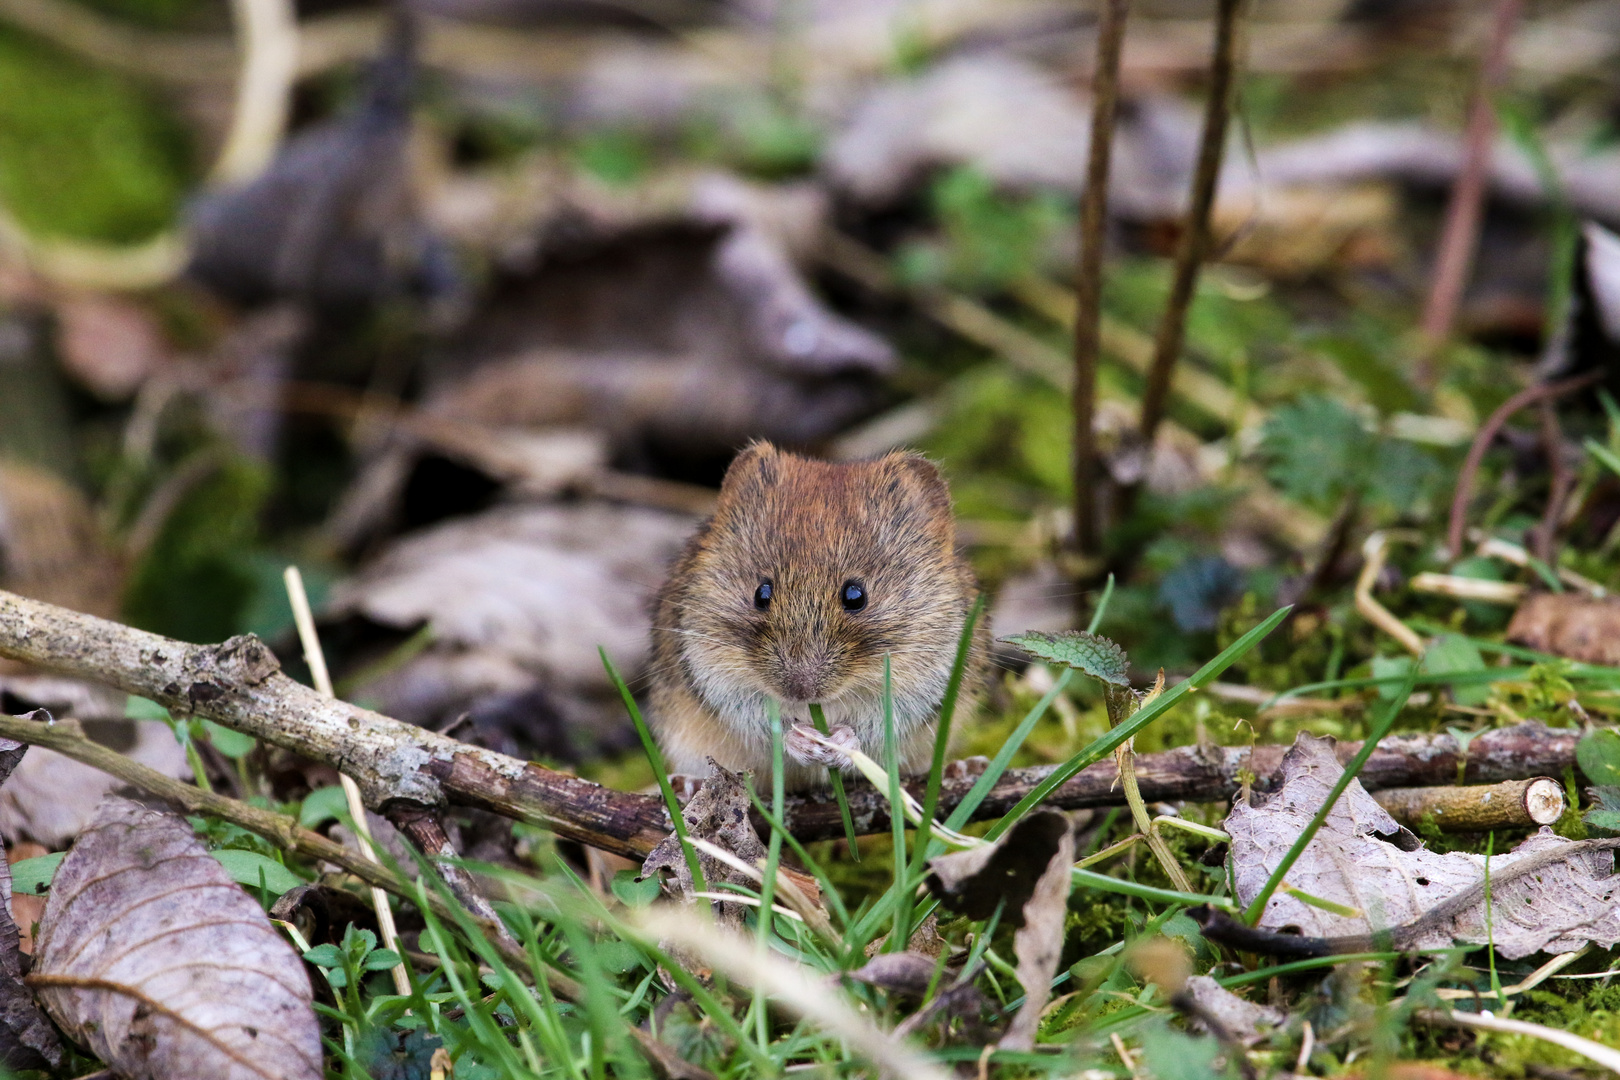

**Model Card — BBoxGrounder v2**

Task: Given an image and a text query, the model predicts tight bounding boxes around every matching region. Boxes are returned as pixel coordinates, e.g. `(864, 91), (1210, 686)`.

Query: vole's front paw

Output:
(785, 722), (861, 768)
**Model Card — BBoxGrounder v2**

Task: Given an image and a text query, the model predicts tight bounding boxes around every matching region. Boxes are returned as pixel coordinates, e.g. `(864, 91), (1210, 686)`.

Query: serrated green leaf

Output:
(1260, 394), (1368, 508)
(302, 944), (343, 967)
(1001, 630), (1130, 686)
(1578, 729), (1620, 787)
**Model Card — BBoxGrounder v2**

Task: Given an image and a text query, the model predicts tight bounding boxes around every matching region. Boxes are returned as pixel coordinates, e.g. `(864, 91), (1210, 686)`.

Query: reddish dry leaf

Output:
(1506, 591), (1620, 665)
(30, 797), (320, 1080)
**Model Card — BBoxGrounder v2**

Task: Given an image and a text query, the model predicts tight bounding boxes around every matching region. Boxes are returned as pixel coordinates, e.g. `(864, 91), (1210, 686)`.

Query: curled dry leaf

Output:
(1506, 592), (1620, 666)
(1228, 734), (1620, 959)
(0, 734), (63, 1070)
(30, 796), (321, 1080)
(925, 810), (1074, 1052)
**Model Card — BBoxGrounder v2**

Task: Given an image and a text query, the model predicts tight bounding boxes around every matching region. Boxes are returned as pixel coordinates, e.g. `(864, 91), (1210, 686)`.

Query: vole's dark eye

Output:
(840, 581), (867, 612)
(754, 582), (773, 610)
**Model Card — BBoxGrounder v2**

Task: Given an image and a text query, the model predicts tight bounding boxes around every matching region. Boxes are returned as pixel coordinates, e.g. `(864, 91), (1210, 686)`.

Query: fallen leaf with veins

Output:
(1227, 734), (1620, 959)
(29, 796), (321, 1080)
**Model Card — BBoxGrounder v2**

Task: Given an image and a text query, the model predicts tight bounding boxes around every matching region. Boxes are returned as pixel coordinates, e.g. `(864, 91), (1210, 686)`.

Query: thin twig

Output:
(1445, 372), (1599, 558)
(1416, 0), (1525, 384)
(1137, 0), (1245, 446)
(1530, 397), (1574, 566)
(1070, 0), (1130, 558)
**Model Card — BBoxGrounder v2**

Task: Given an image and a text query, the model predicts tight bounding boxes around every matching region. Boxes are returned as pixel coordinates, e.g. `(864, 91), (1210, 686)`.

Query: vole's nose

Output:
(778, 657), (830, 702)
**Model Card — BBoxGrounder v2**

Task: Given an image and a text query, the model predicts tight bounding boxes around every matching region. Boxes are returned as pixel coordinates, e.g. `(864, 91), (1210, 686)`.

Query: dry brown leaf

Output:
(1506, 592), (1620, 666)
(925, 810), (1074, 1052)
(0, 736), (63, 1071)
(0, 716), (190, 849)
(1228, 734), (1620, 959)
(324, 501), (693, 749)
(30, 796), (321, 1080)
(1180, 976), (1285, 1047)
(53, 293), (169, 401)
(0, 462), (123, 619)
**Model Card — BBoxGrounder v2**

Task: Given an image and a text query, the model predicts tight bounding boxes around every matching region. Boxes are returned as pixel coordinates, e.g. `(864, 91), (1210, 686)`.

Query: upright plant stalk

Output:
(1116, 735), (1193, 894)
(1415, 0), (1525, 387)
(1137, 0), (1245, 447)
(1070, 0), (1131, 558)
(883, 657), (910, 951)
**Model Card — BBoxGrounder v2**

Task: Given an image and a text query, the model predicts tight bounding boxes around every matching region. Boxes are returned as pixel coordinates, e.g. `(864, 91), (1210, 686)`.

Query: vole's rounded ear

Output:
(884, 452), (953, 518)
(720, 440), (782, 493)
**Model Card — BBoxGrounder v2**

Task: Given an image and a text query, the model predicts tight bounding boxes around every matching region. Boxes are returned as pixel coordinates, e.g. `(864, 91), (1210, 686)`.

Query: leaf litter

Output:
(29, 796), (321, 1080)
(1227, 734), (1620, 959)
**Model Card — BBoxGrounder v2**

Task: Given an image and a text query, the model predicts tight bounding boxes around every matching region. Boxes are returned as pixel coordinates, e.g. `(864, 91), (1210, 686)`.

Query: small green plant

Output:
(1577, 728), (1620, 833)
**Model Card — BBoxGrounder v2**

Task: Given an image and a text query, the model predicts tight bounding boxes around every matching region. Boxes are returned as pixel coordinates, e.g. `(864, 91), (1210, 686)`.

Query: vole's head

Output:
(675, 442), (973, 719)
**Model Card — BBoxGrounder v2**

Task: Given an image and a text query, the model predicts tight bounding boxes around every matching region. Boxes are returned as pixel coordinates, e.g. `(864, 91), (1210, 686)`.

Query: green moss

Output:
(0, 30), (190, 243)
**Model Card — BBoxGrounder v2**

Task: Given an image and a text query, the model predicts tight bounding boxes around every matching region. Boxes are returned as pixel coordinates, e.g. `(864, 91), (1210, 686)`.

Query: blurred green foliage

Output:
(0, 30), (189, 243)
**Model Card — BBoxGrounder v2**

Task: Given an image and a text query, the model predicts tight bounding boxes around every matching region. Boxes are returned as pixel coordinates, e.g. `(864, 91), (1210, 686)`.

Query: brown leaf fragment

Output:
(1227, 733), (1620, 959)
(0, 734), (62, 1070)
(845, 952), (941, 998)
(642, 761), (766, 929)
(1506, 592), (1620, 665)
(925, 811), (1074, 1052)
(29, 796), (321, 1080)
(926, 810), (1071, 927)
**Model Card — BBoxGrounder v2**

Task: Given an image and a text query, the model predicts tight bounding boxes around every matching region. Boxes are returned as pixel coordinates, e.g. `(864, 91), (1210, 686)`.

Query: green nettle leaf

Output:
(611, 869), (662, 909)
(1260, 394), (1367, 507)
(1577, 729), (1620, 788)
(1002, 631), (1130, 686)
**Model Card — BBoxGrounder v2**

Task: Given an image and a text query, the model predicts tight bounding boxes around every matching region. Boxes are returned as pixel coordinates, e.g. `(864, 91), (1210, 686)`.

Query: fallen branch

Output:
(0, 590), (1585, 852)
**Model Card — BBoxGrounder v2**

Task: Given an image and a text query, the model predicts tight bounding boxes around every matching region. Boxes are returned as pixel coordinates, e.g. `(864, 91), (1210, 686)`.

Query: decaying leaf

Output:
(926, 810), (1074, 1051)
(1506, 592), (1620, 666)
(845, 951), (941, 998)
(1228, 734), (1620, 959)
(642, 761), (766, 929)
(324, 502), (693, 753)
(30, 796), (321, 1080)
(0, 713), (190, 849)
(0, 735), (63, 1070)
(0, 461), (123, 619)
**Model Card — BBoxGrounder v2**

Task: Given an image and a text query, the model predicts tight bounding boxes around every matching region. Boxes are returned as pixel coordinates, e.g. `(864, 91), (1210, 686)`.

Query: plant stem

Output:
(1116, 739), (1193, 893)
(1071, 0), (1130, 559)
(1137, 0), (1245, 447)
(1415, 0), (1524, 385)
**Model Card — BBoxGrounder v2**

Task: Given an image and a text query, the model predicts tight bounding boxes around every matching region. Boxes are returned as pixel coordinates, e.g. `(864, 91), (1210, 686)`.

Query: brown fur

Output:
(648, 442), (989, 790)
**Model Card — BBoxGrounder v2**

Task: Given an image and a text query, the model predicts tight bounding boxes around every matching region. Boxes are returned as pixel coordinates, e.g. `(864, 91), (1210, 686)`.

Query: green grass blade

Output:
(883, 656), (910, 950)
(1086, 573), (1116, 634)
(1241, 660), (1418, 924)
(600, 647), (707, 896)
(750, 699), (787, 1047)
(912, 594), (985, 880)
(808, 702), (861, 860)
(986, 606), (1293, 843)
